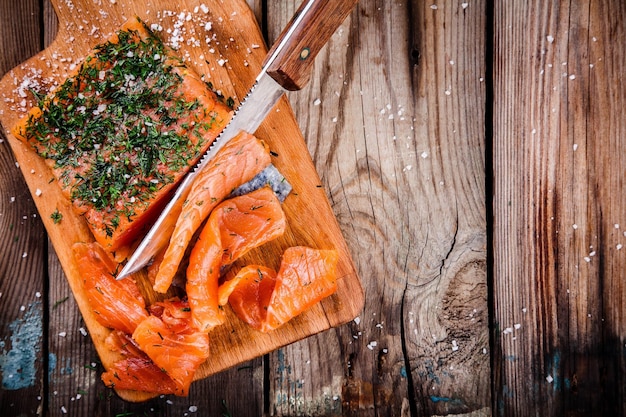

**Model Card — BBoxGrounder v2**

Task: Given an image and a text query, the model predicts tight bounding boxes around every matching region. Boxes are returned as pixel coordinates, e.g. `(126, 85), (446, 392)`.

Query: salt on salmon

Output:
(132, 298), (210, 396)
(228, 247), (339, 332)
(13, 17), (232, 252)
(154, 131), (271, 294)
(186, 186), (286, 331)
(73, 242), (149, 335)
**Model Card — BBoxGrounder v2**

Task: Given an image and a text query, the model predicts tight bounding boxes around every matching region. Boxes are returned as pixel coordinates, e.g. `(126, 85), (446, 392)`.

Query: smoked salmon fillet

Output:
(12, 17), (232, 252)
(229, 247), (339, 332)
(186, 186), (286, 331)
(154, 131), (271, 293)
(73, 242), (149, 335)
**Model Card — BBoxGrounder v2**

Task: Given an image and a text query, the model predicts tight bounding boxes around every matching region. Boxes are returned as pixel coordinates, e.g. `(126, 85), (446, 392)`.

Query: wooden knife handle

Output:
(264, 0), (359, 91)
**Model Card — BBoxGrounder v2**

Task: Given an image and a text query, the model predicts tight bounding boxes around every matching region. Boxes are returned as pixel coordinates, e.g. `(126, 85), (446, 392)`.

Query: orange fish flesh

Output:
(186, 186), (286, 331)
(154, 131), (271, 293)
(73, 242), (149, 334)
(228, 247), (339, 332)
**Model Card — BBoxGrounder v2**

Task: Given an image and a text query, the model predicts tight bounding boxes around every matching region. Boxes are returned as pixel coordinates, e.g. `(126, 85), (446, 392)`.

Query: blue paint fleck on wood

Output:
(0, 301), (43, 390)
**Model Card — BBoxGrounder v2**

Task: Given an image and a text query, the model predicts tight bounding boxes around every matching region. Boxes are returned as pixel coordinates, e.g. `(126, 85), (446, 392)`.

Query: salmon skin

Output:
(186, 186), (286, 331)
(154, 130), (271, 293)
(229, 247), (339, 332)
(13, 17), (232, 252)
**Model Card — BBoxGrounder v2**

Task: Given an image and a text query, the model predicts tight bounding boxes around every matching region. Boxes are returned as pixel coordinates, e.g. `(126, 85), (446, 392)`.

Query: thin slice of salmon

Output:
(265, 247), (339, 331)
(217, 186), (287, 265)
(132, 299), (210, 395)
(185, 217), (224, 331)
(154, 131), (271, 293)
(227, 266), (277, 331)
(186, 186), (286, 331)
(13, 17), (232, 252)
(228, 247), (339, 332)
(73, 242), (149, 334)
(101, 330), (180, 395)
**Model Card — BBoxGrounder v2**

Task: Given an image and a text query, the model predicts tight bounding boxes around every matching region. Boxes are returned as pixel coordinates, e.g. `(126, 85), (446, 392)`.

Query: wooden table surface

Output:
(0, 1), (624, 416)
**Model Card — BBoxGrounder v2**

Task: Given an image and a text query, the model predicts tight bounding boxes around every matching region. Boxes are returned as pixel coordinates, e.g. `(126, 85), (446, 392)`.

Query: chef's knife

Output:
(116, 0), (359, 279)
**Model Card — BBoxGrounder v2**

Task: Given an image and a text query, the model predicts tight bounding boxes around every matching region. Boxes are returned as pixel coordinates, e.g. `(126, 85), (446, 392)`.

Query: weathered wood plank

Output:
(267, 0), (490, 415)
(0, 1), (48, 416)
(493, 0), (626, 415)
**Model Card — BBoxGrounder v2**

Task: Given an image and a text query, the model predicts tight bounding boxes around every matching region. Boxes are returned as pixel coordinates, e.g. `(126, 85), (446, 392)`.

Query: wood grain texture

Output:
(493, 0), (626, 415)
(267, 0), (490, 415)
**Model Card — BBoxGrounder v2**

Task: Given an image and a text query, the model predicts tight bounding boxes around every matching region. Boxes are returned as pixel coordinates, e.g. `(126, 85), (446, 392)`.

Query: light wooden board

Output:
(0, 0), (363, 402)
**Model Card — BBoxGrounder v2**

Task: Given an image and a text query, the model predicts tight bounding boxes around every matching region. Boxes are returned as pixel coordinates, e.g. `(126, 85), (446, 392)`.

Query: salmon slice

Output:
(186, 186), (286, 331)
(73, 242), (149, 334)
(217, 186), (287, 265)
(228, 247), (339, 332)
(265, 247), (339, 331)
(13, 17), (232, 252)
(154, 131), (271, 293)
(228, 266), (277, 331)
(101, 330), (180, 395)
(132, 299), (210, 395)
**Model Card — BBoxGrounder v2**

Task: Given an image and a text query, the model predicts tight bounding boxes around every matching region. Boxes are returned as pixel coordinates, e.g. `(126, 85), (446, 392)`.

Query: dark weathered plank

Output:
(0, 1), (48, 416)
(267, 0), (490, 415)
(493, 0), (626, 415)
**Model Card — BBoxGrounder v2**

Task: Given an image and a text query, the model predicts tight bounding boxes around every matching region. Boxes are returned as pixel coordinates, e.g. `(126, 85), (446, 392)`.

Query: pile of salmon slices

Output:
(14, 18), (339, 397)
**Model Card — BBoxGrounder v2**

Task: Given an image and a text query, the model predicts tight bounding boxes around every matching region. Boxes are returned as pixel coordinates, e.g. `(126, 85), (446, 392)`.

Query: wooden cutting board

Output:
(0, 0), (363, 402)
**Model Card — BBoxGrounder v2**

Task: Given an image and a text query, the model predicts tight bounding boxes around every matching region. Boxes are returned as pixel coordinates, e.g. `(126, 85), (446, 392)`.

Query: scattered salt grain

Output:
(421, 151), (429, 159)
(569, 74), (576, 80)
(35, 188), (42, 197)
(573, 143), (578, 151)
(616, 244), (622, 250)
(61, 406), (67, 414)
(59, 331), (67, 337)
(22, 252), (28, 258)
(461, 3), (469, 9)
(546, 375), (553, 383)
(615, 224), (620, 229)
(79, 327), (88, 336)
(546, 35), (554, 43)
(572, 224), (578, 229)
(36, 292), (41, 298)
(313, 98), (321, 106)
(189, 405), (198, 413)
(353, 317), (361, 325)
(366, 341), (377, 350)
(514, 323), (521, 330)
(451, 340), (459, 351)
(430, 4), (438, 9)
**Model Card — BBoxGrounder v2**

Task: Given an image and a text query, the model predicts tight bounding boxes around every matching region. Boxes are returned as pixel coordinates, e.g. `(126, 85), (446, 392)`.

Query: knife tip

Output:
(115, 264), (135, 280)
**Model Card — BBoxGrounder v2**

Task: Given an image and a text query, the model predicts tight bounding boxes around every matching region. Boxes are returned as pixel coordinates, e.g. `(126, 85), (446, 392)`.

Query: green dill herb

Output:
(22, 19), (225, 237)
(50, 209), (63, 224)
(52, 296), (69, 309)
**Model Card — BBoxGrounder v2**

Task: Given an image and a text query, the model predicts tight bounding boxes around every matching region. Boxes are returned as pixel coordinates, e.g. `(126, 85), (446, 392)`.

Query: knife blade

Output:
(116, 0), (359, 279)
